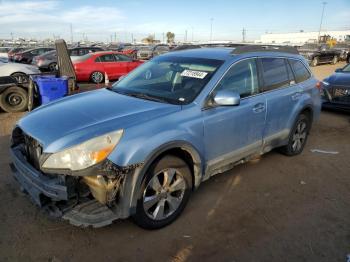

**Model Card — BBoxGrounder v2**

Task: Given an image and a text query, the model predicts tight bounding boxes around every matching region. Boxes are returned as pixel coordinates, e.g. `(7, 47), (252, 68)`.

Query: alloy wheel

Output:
(292, 121), (307, 152)
(143, 168), (187, 221)
(49, 63), (57, 72)
(12, 73), (28, 84)
(91, 72), (103, 83)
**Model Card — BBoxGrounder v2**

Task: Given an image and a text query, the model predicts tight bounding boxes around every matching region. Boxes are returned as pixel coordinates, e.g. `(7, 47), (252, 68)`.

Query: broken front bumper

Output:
(10, 146), (68, 206)
(9, 145), (139, 228)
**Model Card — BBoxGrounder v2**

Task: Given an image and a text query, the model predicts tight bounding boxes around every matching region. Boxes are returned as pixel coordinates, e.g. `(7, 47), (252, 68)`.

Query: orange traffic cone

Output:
(105, 72), (109, 87)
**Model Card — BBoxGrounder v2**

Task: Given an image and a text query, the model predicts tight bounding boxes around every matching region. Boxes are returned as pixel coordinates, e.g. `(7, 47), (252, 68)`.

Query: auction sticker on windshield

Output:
(181, 70), (208, 79)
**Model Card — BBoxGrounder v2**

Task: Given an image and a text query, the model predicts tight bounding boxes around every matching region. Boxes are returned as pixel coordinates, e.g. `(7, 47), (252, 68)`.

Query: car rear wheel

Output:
(48, 62), (57, 72)
(133, 155), (192, 229)
(331, 56), (338, 65)
(11, 72), (29, 85)
(280, 114), (310, 156)
(90, 71), (104, 83)
(0, 86), (28, 113)
(311, 57), (318, 67)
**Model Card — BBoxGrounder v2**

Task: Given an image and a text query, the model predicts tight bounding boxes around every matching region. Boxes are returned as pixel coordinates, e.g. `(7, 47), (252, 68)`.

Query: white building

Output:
(255, 30), (350, 45)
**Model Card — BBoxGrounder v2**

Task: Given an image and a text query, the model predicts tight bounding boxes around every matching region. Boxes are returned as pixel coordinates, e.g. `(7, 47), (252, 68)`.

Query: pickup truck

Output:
(298, 44), (341, 67)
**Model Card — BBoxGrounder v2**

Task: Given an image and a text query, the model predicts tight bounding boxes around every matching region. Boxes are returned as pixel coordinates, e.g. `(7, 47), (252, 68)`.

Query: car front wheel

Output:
(11, 72), (29, 85)
(311, 57), (318, 67)
(133, 155), (192, 229)
(48, 62), (57, 72)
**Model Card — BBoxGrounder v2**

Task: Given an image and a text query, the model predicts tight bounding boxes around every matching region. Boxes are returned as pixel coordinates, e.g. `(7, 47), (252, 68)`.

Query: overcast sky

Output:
(0, 0), (349, 42)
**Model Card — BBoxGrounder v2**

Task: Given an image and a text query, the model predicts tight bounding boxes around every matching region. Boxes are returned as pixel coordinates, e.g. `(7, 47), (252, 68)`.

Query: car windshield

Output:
(342, 64), (350, 72)
(112, 56), (223, 104)
(139, 46), (152, 51)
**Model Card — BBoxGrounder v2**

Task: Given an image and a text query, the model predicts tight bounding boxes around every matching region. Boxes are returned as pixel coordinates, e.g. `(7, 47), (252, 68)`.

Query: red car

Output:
(73, 51), (143, 83)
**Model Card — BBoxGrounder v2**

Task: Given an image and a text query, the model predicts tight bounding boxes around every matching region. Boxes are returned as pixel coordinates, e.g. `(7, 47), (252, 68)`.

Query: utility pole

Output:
(115, 32), (117, 42)
(192, 27), (194, 42)
(185, 30), (188, 42)
(131, 33), (134, 44)
(242, 28), (246, 43)
(162, 32), (165, 43)
(318, 2), (327, 43)
(210, 18), (214, 43)
(70, 23), (73, 44)
(10, 32), (13, 41)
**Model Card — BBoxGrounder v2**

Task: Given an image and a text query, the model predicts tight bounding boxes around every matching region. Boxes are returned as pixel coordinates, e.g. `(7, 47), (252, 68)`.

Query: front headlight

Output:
(322, 81), (330, 86)
(42, 130), (123, 171)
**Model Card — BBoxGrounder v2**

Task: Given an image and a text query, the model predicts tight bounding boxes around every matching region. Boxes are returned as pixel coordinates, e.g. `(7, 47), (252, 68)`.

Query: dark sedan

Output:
(14, 47), (54, 64)
(321, 63), (350, 112)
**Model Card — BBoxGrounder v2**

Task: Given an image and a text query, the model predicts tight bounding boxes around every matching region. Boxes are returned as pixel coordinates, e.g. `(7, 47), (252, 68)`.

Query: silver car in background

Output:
(0, 59), (40, 84)
(32, 50), (57, 72)
(137, 45), (170, 60)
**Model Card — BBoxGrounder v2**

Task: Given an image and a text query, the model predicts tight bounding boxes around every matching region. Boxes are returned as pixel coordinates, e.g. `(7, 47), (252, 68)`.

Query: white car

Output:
(0, 59), (40, 84)
(0, 47), (11, 58)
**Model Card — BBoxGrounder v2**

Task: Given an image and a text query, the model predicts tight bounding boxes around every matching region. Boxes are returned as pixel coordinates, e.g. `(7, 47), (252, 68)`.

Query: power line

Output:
(318, 1), (327, 43)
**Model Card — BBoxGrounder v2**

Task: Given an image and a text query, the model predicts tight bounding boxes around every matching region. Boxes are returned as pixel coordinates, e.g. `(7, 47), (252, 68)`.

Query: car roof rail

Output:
(231, 45), (299, 55)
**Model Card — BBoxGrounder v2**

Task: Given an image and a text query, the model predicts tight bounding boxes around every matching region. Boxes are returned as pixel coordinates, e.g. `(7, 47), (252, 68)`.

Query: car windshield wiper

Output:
(122, 91), (171, 103)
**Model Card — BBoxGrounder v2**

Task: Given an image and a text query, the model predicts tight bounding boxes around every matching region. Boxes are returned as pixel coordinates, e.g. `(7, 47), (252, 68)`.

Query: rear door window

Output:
(260, 58), (290, 91)
(289, 59), (311, 83)
(115, 54), (132, 61)
(97, 54), (116, 62)
(70, 49), (78, 56)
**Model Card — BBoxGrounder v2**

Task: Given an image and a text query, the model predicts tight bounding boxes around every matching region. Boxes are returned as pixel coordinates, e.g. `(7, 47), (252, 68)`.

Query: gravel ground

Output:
(0, 62), (349, 262)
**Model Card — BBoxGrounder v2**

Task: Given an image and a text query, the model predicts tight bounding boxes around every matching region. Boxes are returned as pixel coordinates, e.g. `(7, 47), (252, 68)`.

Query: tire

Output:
(133, 155), (192, 229)
(331, 56), (338, 65)
(0, 86), (28, 113)
(48, 62), (57, 72)
(11, 72), (29, 85)
(311, 57), (318, 67)
(90, 71), (104, 83)
(280, 114), (311, 156)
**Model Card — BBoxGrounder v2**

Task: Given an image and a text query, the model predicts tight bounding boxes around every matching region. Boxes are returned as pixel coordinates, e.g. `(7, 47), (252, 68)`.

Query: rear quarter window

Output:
(289, 59), (311, 83)
(261, 58), (290, 91)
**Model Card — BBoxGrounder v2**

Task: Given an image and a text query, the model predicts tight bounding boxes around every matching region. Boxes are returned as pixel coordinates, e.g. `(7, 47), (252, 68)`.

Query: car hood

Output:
(327, 72), (350, 86)
(18, 88), (181, 152)
(0, 62), (40, 75)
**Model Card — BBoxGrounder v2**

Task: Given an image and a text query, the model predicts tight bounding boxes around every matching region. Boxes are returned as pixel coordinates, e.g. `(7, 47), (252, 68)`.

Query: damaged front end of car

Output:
(9, 126), (142, 228)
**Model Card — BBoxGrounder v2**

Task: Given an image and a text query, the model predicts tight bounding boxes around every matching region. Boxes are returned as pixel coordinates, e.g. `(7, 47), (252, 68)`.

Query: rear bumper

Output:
(10, 145), (68, 207)
(322, 101), (350, 112)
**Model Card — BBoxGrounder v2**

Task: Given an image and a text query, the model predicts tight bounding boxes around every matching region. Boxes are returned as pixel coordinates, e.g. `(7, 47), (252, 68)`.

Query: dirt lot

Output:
(0, 62), (349, 262)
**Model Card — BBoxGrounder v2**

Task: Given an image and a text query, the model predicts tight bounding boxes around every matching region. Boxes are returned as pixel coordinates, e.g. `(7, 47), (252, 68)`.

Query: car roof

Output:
(90, 51), (123, 56)
(23, 47), (53, 53)
(162, 47), (302, 61)
(70, 46), (103, 50)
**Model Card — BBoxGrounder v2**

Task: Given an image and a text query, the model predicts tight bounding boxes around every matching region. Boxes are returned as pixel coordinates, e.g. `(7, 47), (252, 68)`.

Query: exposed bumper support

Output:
(10, 145), (142, 228)
(10, 147), (68, 206)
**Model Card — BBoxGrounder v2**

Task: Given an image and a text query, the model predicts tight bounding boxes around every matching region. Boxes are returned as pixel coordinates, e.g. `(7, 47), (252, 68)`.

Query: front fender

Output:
(112, 138), (205, 218)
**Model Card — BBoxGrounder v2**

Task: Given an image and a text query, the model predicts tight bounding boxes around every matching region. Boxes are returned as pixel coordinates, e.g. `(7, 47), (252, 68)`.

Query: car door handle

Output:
(253, 103), (265, 113)
(291, 92), (302, 101)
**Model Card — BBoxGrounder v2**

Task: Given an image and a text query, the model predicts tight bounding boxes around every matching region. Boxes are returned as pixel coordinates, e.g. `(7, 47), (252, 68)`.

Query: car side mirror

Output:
(213, 90), (240, 106)
(335, 68), (342, 72)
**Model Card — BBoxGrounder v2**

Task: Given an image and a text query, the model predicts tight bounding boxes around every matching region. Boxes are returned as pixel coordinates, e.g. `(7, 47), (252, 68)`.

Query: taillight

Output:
(316, 81), (322, 90)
